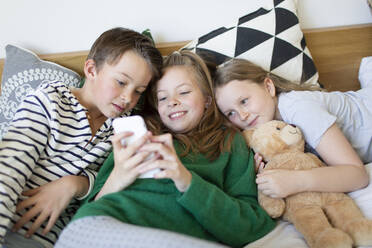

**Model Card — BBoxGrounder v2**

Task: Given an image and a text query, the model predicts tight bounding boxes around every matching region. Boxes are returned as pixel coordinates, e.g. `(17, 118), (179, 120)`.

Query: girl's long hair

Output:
(214, 58), (324, 94)
(143, 51), (236, 160)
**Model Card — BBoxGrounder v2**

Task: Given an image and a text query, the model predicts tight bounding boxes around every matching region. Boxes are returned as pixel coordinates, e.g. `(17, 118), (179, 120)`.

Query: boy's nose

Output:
(120, 90), (132, 105)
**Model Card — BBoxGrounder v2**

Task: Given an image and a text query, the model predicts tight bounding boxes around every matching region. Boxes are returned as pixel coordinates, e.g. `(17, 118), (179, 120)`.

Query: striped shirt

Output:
(0, 81), (114, 247)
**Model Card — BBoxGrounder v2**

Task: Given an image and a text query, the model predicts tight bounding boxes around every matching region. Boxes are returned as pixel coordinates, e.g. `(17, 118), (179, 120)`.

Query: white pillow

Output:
(358, 56), (372, 89)
(182, 0), (319, 86)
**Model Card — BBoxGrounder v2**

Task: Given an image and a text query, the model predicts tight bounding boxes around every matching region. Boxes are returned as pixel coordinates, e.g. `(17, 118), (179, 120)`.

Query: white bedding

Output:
(245, 163), (372, 248)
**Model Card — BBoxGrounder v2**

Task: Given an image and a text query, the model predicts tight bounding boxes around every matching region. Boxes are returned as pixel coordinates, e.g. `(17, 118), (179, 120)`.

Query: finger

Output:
(140, 142), (175, 161)
(111, 132), (133, 151)
(26, 210), (50, 237)
(125, 151), (152, 170)
(257, 183), (269, 191)
(111, 131), (134, 144)
(136, 154), (162, 174)
(142, 160), (181, 180)
(269, 194), (279, 198)
(21, 187), (40, 196)
(122, 132), (152, 157)
(262, 189), (272, 196)
(153, 168), (172, 179)
(149, 133), (173, 146)
(254, 153), (262, 162)
(257, 169), (276, 176)
(113, 133), (150, 159)
(256, 176), (267, 184)
(43, 211), (59, 235)
(137, 157), (168, 175)
(16, 197), (36, 212)
(12, 206), (40, 232)
(257, 162), (265, 174)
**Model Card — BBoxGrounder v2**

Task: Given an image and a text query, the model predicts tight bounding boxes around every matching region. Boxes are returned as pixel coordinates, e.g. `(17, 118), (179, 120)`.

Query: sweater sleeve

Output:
(82, 152), (114, 203)
(0, 94), (50, 243)
(176, 134), (275, 247)
(76, 167), (98, 200)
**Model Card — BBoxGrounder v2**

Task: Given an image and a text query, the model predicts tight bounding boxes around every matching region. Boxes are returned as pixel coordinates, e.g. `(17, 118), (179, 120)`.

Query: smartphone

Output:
(112, 115), (160, 178)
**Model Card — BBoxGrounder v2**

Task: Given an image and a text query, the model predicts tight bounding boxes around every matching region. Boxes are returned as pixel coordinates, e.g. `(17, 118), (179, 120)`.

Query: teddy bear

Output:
(243, 120), (372, 248)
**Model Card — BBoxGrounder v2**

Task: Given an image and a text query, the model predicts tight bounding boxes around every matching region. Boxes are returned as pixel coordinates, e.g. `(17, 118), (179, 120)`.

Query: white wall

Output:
(0, 0), (371, 58)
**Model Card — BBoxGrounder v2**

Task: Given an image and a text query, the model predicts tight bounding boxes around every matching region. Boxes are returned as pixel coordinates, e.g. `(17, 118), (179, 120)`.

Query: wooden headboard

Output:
(1, 24), (371, 92)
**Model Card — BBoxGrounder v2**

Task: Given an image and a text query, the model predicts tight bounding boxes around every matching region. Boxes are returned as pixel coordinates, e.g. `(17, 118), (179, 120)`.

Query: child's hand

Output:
(256, 169), (302, 198)
(12, 175), (87, 237)
(96, 131), (157, 199)
(138, 133), (192, 192)
(254, 153), (265, 173)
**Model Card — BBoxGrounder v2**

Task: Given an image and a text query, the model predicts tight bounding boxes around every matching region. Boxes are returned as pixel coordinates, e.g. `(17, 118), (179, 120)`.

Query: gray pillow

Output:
(0, 44), (81, 140)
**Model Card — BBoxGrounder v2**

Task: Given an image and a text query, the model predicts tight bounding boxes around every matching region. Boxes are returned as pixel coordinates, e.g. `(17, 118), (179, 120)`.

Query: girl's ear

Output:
(84, 59), (97, 79)
(205, 96), (212, 109)
(264, 77), (276, 97)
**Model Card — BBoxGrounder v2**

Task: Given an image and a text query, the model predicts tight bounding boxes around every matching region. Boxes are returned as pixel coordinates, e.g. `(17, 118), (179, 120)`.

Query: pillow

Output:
(358, 56), (372, 89)
(182, 0), (319, 86)
(0, 44), (81, 140)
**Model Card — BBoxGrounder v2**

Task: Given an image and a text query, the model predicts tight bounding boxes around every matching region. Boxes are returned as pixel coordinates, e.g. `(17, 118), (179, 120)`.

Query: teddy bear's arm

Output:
(258, 191), (285, 218)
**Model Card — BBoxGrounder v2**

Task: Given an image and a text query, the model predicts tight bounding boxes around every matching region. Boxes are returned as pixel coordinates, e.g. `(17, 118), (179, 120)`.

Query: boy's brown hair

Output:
(144, 50), (236, 160)
(87, 27), (163, 83)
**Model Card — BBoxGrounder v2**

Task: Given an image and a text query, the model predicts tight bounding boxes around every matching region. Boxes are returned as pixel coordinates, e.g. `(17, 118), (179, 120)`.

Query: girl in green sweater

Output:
(55, 51), (275, 248)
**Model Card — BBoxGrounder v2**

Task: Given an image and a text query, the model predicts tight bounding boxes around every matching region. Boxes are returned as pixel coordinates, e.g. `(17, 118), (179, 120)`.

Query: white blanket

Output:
(245, 163), (372, 248)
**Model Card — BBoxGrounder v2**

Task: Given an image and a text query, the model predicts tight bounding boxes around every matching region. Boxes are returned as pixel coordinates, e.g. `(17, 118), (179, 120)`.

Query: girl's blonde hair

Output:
(144, 50), (236, 160)
(214, 58), (323, 93)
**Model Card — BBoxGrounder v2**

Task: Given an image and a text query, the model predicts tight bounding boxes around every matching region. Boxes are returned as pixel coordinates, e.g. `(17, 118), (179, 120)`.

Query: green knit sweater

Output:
(73, 133), (275, 247)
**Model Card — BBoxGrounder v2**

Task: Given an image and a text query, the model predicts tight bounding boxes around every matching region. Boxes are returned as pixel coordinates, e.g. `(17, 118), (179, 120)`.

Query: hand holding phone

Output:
(112, 115), (160, 178)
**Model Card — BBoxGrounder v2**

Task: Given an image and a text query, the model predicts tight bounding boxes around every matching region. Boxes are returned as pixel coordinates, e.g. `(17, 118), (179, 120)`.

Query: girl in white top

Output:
(213, 58), (371, 199)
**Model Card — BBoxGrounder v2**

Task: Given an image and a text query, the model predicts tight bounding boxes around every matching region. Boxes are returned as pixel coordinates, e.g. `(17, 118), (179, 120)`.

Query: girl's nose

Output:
(168, 98), (180, 107)
(238, 109), (249, 121)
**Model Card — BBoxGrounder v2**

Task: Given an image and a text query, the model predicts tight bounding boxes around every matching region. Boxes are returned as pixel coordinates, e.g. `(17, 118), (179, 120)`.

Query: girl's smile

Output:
(215, 79), (277, 130)
(156, 66), (208, 133)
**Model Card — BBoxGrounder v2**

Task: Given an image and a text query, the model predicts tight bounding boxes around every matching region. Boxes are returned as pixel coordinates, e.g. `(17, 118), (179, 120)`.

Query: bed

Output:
(0, 23), (372, 248)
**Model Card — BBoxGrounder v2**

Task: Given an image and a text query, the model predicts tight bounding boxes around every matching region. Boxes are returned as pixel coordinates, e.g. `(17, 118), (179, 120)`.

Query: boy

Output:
(0, 27), (162, 247)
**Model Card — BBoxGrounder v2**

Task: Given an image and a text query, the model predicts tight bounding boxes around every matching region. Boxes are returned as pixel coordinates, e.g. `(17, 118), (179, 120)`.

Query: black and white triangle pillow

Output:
(183, 0), (319, 86)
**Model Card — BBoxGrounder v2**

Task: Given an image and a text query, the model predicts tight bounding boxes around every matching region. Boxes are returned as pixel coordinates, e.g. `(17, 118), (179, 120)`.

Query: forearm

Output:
(94, 172), (125, 200)
(300, 165), (369, 193)
(95, 177), (116, 200)
(64, 175), (90, 198)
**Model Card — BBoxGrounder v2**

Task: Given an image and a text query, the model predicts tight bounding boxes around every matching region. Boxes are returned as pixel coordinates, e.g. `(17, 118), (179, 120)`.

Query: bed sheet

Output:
(245, 163), (372, 248)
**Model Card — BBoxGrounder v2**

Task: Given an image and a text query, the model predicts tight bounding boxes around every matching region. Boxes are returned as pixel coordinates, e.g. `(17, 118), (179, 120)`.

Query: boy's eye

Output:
(117, 80), (127, 86)
(180, 91), (191, 95)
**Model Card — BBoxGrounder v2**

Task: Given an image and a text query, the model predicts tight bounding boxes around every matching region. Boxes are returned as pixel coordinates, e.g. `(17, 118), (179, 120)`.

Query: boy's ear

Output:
(264, 77), (276, 97)
(205, 96), (212, 109)
(84, 59), (97, 79)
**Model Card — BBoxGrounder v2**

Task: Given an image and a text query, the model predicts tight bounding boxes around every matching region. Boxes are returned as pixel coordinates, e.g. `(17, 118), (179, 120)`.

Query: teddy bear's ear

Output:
(243, 129), (255, 146)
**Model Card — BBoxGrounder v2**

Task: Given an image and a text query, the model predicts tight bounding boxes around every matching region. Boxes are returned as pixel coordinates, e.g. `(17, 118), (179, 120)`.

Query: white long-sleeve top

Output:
(0, 80), (113, 247)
